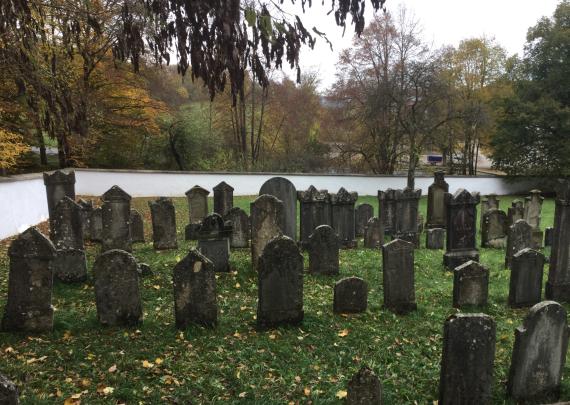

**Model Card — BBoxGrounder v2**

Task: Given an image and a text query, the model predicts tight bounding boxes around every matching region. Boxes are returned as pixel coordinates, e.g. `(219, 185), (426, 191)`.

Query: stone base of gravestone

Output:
(197, 239), (230, 272)
(392, 232), (419, 248)
(426, 228), (445, 249)
(443, 250), (479, 271)
(53, 249), (88, 283)
(333, 277), (368, 314)
(185, 223), (201, 240)
(347, 366), (383, 405)
(531, 229), (544, 250)
(0, 373), (19, 405)
(545, 227), (554, 247)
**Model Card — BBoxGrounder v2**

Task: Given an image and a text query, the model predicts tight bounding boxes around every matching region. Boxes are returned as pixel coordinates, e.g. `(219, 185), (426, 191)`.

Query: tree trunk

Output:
(36, 127), (47, 165)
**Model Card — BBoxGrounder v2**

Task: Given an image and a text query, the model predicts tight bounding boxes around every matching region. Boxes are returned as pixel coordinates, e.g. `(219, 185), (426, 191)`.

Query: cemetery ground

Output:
(0, 195), (563, 404)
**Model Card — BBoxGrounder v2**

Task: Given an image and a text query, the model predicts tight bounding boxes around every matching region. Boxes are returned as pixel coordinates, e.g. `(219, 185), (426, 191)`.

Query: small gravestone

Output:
(378, 189), (397, 236)
(251, 195), (285, 271)
(43, 170), (75, 237)
(547, 179), (570, 301)
(90, 207), (103, 242)
(347, 366), (382, 405)
(93, 249), (142, 326)
(308, 225), (340, 275)
(508, 199), (525, 226)
(333, 277), (368, 314)
(224, 207), (250, 248)
(148, 197), (177, 250)
(185, 185), (209, 240)
(426, 228), (445, 249)
(260, 177), (297, 240)
(453, 261), (489, 308)
(298, 186), (332, 247)
(508, 248), (544, 307)
(1, 227), (57, 332)
(508, 301), (569, 403)
(417, 213), (424, 235)
(355, 204), (374, 237)
(480, 194), (500, 235)
(101, 185), (132, 252)
(426, 171), (449, 229)
(0, 373), (19, 405)
(77, 198), (94, 241)
(330, 187), (358, 248)
(173, 249), (217, 328)
(525, 190), (544, 249)
(213, 181), (234, 216)
(364, 217), (384, 249)
(393, 187), (422, 247)
(505, 219), (533, 268)
(481, 208), (508, 248)
(545, 227), (554, 247)
(130, 209), (145, 243)
(257, 235), (303, 328)
(382, 239), (416, 314)
(197, 213), (231, 273)
(439, 313), (496, 405)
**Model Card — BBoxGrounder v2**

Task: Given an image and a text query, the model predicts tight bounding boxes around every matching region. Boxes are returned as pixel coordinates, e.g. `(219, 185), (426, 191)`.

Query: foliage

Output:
(0, 128), (27, 170)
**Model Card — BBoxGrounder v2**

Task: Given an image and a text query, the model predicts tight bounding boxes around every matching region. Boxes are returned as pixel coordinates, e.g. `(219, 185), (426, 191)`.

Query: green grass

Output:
(0, 195), (563, 404)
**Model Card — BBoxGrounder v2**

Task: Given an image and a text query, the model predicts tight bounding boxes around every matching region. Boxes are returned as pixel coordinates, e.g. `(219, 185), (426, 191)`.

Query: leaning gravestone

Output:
(393, 187), (422, 246)
(77, 198), (94, 241)
(93, 249), (142, 326)
(355, 204), (374, 237)
(308, 225), (340, 275)
(364, 217), (384, 249)
(130, 209), (145, 243)
(525, 189), (544, 249)
(333, 277), (368, 314)
(507, 199), (525, 226)
(0, 373), (19, 404)
(90, 207), (103, 242)
(426, 171), (449, 229)
(453, 261), (489, 308)
(426, 228), (445, 250)
(257, 235), (303, 328)
(505, 219), (533, 268)
(173, 249), (217, 328)
(479, 194), (500, 235)
(382, 239), (416, 314)
(481, 208), (508, 248)
(378, 189), (397, 236)
(148, 197), (177, 250)
(507, 301), (569, 403)
(347, 366), (383, 405)
(547, 179), (570, 301)
(197, 213), (231, 273)
(43, 170), (75, 237)
(185, 185), (209, 240)
(213, 181), (234, 216)
(224, 207), (250, 248)
(330, 187), (358, 248)
(508, 248), (544, 307)
(1, 228), (56, 332)
(439, 313), (496, 405)
(298, 186), (332, 247)
(260, 177), (297, 240)
(101, 185), (132, 252)
(251, 195), (285, 271)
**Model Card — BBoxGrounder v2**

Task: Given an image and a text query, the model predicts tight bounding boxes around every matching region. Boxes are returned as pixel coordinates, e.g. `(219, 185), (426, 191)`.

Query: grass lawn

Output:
(0, 194), (565, 404)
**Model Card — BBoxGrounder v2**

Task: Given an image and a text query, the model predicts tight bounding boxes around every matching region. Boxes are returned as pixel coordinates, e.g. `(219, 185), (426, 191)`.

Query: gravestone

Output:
(130, 209), (145, 243)
(185, 185), (209, 240)
(453, 261), (489, 308)
(0, 373), (19, 405)
(308, 225), (340, 275)
(347, 366), (382, 405)
(224, 207), (250, 248)
(547, 180), (570, 301)
(260, 177), (297, 240)
(426, 228), (445, 249)
(197, 213), (231, 273)
(364, 217), (384, 249)
(1, 228), (56, 332)
(545, 227), (554, 247)
(443, 189), (480, 270)
(148, 197), (177, 250)
(426, 171), (449, 229)
(525, 190), (544, 249)
(508, 199), (525, 226)
(77, 198), (94, 241)
(173, 249), (217, 328)
(378, 189), (397, 236)
(355, 204), (374, 237)
(257, 235), (303, 328)
(382, 239), (416, 314)
(298, 186), (332, 247)
(101, 185), (132, 253)
(90, 207), (103, 242)
(507, 301), (569, 403)
(439, 313), (496, 405)
(43, 170), (75, 237)
(213, 181), (234, 216)
(333, 277), (368, 314)
(93, 249), (142, 326)
(481, 208), (508, 248)
(330, 187), (358, 248)
(251, 195), (285, 271)
(52, 198), (87, 282)
(393, 187), (422, 247)
(417, 213), (424, 235)
(505, 219), (533, 268)
(508, 248), (545, 307)
(479, 194), (499, 235)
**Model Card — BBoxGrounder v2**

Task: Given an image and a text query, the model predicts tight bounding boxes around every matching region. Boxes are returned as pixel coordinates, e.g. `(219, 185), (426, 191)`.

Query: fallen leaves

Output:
(142, 360), (154, 368)
(336, 390), (348, 399)
(338, 329), (350, 337)
(108, 364), (117, 373)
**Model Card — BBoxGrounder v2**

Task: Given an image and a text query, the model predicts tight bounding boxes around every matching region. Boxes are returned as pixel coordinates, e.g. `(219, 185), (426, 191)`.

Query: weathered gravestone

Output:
(90, 207), (103, 242)
(224, 207), (250, 248)
(453, 261), (489, 308)
(347, 366), (382, 405)
(355, 204), (374, 237)
(333, 277), (368, 314)
(197, 213), (231, 273)
(173, 249), (217, 328)
(392, 187), (422, 247)
(101, 186), (132, 252)
(308, 225), (339, 275)
(260, 177), (297, 240)
(545, 227), (554, 247)
(213, 181), (234, 216)
(382, 239), (416, 314)
(481, 208), (508, 248)
(130, 209), (145, 243)
(251, 195), (285, 271)
(525, 189), (544, 249)
(185, 185), (209, 240)
(443, 189), (480, 270)
(507, 301), (569, 403)
(508, 248), (544, 307)
(331, 187), (358, 248)
(508, 199), (525, 226)
(257, 235), (303, 328)
(480, 194), (500, 235)
(426, 228), (445, 249)
(439, 313), (496, 405)
(546, 179), (570, 302)
(43, 170), (75, 237)
(93, 249), (142, 326)
(364, 217), (384, 249)
(148, 197), (177, 250)
(1, 228), (56, 332)
(0, 373), (19, 405)
(298, 186), (332, 247)
(77, 198), (94, 241)
(378, 189), (397, 236)
(505, 219), (533, 268)
(426, 171), (449, 229)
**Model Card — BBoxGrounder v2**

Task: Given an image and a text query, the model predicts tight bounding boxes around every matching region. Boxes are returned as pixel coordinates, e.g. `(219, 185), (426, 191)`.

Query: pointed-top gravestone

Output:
(334, 277), (368, 314)
(364, 217), (383, 249)
(101, 185), (132, 252)
(505, 219), (533, 268)
(453, 261), (489, 308)
(382, 239), (416, 314)
(213, 181), (234, 216)
(347, 366), (383, 405)
(481, 208), (508, 248)
(0, 373), (19, 405)
(148, 197), (177, 250)
(509, 248), (544, 307)
(298, 185), (332, 247)
(547, 179), (570, 302)
(224, 207), (250, 248)
(43, 170), (76, 236)
(251, 194), (285, 271)
(308, 225), (340, 275)
(102, 185), (131, 202)
(378, 189), (397, 236)
(427, 171), (449, 229)
(330, 187), (358, 248)
(130, 209), (145, 243)
(260, 177), (297, 240)
(355, 204), (374, 237)
(185, 185), (209, 239)
(393, 187), (422, 246)
(52, 197), (87, 282)
(508, 199), (525, 226)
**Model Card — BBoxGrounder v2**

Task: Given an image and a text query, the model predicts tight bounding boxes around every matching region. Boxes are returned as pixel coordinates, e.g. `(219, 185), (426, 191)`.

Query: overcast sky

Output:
(276, 0), (560, 91)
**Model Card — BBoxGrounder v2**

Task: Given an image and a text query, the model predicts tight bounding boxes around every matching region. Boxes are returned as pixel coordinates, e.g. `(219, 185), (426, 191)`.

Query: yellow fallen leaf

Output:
(108, 364), (117, 373)
(238, 392), (247, 398)
(155, 357), (163, 365)
(338, 329), (350, 337)
(235, 283), (241, 288)
(269, 334), (276, 340)
(294, 376), (301, 383)
(102, 387), (114, 395)
(142, 360), (154, 368)
(152, 285), (160, 290)
(4, 347), (14, 353)
(336, 390), (348, 399)
(80, 379), (90, 387)
(304, 387), (311, 396)
(63, 398), (81, 405)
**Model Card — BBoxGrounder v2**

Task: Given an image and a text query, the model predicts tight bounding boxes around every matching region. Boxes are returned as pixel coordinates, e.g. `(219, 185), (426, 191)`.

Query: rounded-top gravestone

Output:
(260, 177), (297, 240)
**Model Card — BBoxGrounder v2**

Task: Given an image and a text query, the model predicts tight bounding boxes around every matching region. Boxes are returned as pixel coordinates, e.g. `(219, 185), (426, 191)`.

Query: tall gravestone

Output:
(507, 199), (525, 226)
(479, 194), (499, 234)
(173, 249), (217, 328)
(259, 177), (297, 240)
(148, 197), (177, 250)
(439, 313), (496, 405)
(224, 207), (250, 248)
(393, 187), (422, 246)
(481, 208), (508, 248)
(508, 248), (544, 307)
(308, 225), (340, 275)
(298, 186), (331, 247)
(453, 261), (489, 308)
(378, 189), (397, 236)
(90, 207), (103, 242)
(507, 301), (569, 403)
(101, 185), (132, 253)
(443, 189), (480, 270)
(1, 228), (56, 332)
(93, 249), (142, 326)
(130, 209), (145, 243)
(77, 198), (94, 241)
(525, 189), (544, 249)
(364, 217), (384, 249)
(251, 195), (285, 271)
(334, 277), (368, 314)
(382, 239), (416, 314)
(0, 373), (19, 404)
(426, 171), (449, 229)
(505, 219), (532, 268)
(347, 366), (382, 405)
(546, 179), (570, 301)
(257, 235), (303, 328)
(331, 187), (358, 248)
(355, 204), (374, 237)
(185, 185), (209, 240)
(197, 213), (231, 273)
(213, 181), (234, 216)
(43, 170), (75, 237)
